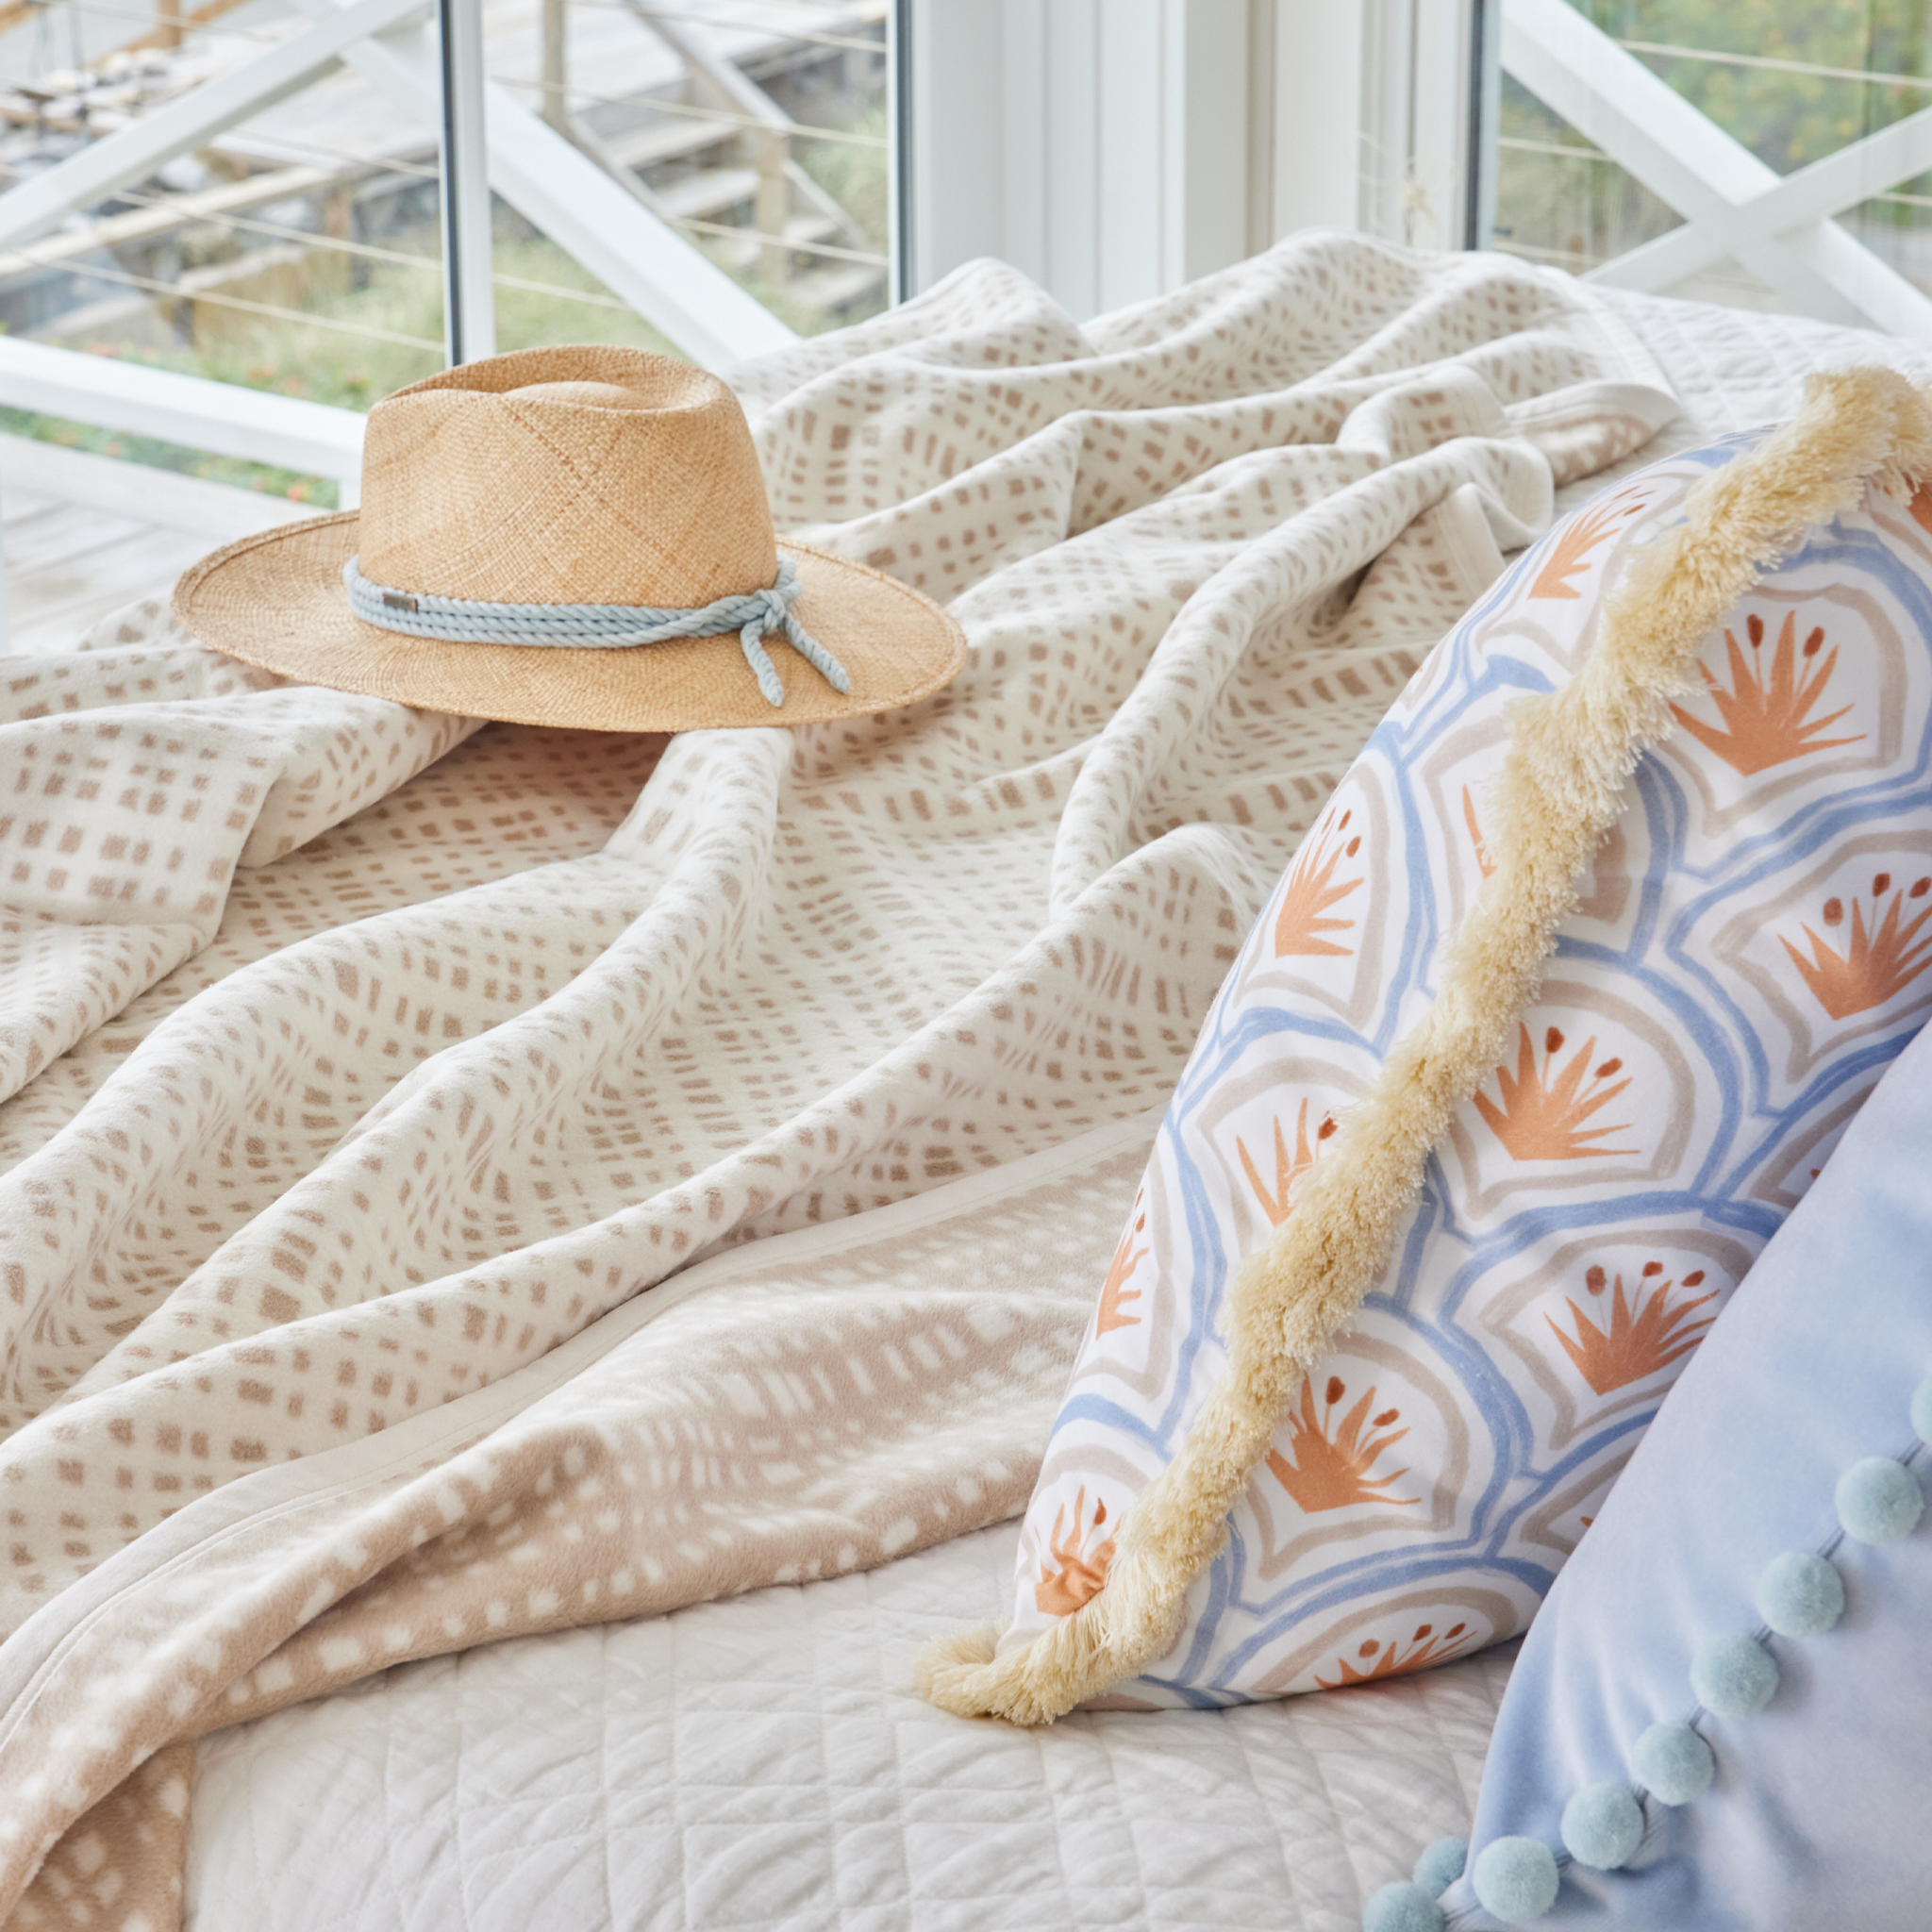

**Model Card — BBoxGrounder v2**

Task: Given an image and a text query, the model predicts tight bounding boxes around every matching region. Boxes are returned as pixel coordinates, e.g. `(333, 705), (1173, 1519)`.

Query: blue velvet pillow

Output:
(1362, 1011), (1932, 1931)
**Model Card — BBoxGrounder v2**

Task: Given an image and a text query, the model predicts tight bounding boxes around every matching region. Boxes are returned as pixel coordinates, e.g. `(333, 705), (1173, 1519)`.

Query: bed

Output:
(0, 239), (1925, 1932)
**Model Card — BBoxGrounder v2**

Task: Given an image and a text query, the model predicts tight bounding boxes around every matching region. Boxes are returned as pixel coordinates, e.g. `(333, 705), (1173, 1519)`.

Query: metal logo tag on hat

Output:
(173, 345), (967, 733)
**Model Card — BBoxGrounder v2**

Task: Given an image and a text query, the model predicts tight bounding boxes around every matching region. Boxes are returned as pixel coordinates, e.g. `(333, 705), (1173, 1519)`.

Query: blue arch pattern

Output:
(1000, 429), (1932, 1706)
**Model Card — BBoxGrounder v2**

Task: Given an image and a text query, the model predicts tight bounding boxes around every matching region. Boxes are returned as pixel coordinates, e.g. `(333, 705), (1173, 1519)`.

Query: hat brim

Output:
(172, 511), (967, 732)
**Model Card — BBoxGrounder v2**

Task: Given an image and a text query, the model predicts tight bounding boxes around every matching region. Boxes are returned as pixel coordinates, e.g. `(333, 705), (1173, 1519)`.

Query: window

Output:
(1483, 0), (1932, 336)
(16, 0), (1925, 550)
(0, 0), (893, 509)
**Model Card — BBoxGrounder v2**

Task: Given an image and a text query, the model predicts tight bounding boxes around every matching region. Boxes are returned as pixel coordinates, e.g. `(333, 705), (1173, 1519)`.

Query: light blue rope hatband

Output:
(341, 554), (851, 709)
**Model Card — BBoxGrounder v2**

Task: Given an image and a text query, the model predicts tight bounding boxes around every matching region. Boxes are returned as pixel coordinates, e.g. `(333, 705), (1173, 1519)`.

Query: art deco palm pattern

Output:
(1005, 431), (1932, 1705)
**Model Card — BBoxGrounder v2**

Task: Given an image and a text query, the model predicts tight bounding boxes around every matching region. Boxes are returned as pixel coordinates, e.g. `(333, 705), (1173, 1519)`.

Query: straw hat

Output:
(173, 345), (966, 732)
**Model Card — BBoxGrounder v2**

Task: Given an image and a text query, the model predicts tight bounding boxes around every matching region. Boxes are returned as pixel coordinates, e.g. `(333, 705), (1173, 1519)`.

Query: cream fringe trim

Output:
(918, 367), (1932, 1726)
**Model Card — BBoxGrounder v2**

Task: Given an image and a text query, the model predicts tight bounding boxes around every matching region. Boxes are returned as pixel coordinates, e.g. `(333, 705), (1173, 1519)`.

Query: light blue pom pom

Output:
(1756, 1550), (1843, 1637)
(1911, 1374), (1932, 1447)
(1836, 1456), (1924, 1543)
(1412, 1836), (1469, 1897)
(1471, 1837), (1561, 1924)
(1363, 1880), (1444, 1932)
(1560, 1782), (1644, 1870)
(1690, 1630), (1778, 1716)
(1632, 1720), (1714, 1804)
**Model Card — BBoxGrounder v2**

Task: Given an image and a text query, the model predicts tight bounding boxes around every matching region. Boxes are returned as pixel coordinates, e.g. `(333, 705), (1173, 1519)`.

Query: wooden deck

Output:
(0, 435), (317, 654)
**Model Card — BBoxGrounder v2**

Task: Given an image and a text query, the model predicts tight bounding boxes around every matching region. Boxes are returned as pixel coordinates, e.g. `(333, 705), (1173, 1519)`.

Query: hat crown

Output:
(355, 345), (778, 609)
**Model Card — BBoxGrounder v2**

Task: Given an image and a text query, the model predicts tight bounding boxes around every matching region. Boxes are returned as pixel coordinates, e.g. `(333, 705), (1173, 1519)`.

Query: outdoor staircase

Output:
(0, 0), (889, 353)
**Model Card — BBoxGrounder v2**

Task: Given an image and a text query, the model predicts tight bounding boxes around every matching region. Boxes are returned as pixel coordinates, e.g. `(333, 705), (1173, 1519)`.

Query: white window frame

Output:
(0, 0), (1499, 501)
(900, 0), (1259, 321)
(897, 2), (1498, 321)
(0, 0), (815, 500)
(1266, 0), (1493, 256)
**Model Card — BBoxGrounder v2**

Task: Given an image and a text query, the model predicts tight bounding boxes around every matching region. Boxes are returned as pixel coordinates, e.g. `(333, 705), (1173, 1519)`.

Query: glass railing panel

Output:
(0, 0), (891, 536)
(488, 0), (890, 345)
(0, 0), (451, 507)
(1487, 0), (1932, 327)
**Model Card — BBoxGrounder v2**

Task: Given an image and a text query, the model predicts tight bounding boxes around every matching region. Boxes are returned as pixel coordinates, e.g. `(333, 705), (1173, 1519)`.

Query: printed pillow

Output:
(1392, 999), (1932, 1932)
(919, 367), (1932, 1724)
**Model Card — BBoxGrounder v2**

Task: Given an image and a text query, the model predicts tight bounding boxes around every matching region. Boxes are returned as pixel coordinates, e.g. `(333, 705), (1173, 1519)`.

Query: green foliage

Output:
(1575, 0), (1932, 179)
(796, 104), (890, 247)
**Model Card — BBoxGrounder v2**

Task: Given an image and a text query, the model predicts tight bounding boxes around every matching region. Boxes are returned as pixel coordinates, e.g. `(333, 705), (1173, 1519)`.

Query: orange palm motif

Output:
(1236, 1099), (1337, 1227)
(1529, 495), (1639, 599)
(1267, 1374), (1419, 1512)
(1781, 872), (1932, 1020)
(1669, 611), (1859, 774)
(1474, 1024), (1637, 1161)
(1910, 483), (1932, 536)
(1274, 808), (1363, 958)
(1096, 1200), (1149, 1336)
(1548, 1259), (1718, 1395)
(1462, 786), (1496, 880)
(1316, 1621), (1473, 1688)
(1034, 1487), (1117, 1616)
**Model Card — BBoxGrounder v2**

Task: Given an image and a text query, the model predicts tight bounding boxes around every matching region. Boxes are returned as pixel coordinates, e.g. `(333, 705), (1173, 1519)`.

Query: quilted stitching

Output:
(186, 1526), (1512, 1932)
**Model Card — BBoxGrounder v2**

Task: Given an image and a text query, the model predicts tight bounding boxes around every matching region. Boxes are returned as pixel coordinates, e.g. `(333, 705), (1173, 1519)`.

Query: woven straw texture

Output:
(174, 344), (964, 730)
(0, 237), (1673, 1930)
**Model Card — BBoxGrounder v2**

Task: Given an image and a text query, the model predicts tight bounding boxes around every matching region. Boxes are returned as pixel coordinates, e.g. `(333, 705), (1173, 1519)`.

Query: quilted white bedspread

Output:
(191, 1528), (1511, 1932)
(167, 287), (1932, 1932)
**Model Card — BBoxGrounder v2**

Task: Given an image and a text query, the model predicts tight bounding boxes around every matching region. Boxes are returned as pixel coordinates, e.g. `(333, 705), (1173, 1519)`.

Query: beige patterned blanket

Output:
(0, 235), (1674, 1928)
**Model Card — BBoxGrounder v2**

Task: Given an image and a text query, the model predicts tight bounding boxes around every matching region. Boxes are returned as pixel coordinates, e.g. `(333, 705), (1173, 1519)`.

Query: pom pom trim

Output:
(1756, 1549), (1843, 1637)
(1471, 1837), (1561, 1924)
(1363, 1879), (1445, 1932)
(1357, 1380), (1931, 1925)
(1559, 1782), (1645, 1870)
(1411, 1835), (1469, 1898)
(1835, 1455), (1925, 1544)
(1689, 1630), (1779, 1718)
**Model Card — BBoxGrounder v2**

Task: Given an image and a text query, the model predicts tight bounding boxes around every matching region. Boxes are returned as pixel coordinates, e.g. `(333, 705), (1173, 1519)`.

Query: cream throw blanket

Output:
(0, 236), (1673, 1927)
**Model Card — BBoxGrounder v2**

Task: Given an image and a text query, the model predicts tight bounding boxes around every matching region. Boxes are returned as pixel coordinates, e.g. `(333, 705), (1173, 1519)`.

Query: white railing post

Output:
(437, 0), (496, 362)
(0, 341), (368, 502)
(0, 0), (432, 253)
(0, 0), (796, 379)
